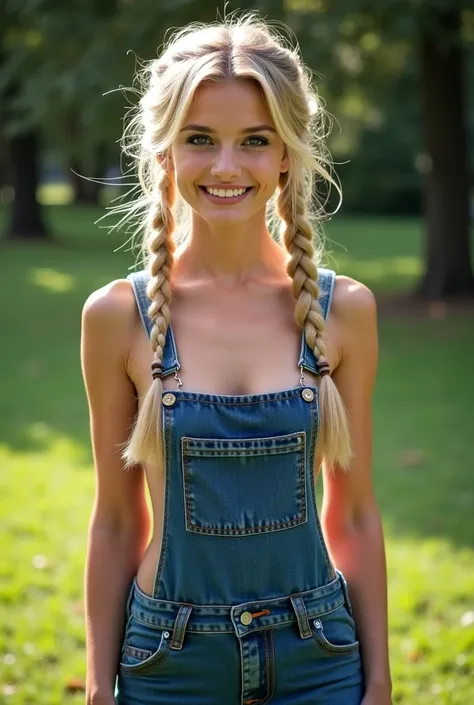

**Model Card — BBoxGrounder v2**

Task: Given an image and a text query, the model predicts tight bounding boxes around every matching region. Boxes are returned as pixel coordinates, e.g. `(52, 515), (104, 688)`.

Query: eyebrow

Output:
(180, 124), (276, 134)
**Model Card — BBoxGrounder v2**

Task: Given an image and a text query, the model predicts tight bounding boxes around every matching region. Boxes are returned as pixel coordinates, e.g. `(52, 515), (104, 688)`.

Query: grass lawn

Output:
(0, 203), (473, 704)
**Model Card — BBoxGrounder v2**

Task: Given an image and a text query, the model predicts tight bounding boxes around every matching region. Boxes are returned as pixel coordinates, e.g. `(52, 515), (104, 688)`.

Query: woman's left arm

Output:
(322, 277), (392, 704)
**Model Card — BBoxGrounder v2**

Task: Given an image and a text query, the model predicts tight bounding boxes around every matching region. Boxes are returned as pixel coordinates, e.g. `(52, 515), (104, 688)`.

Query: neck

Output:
(173, 211), (289, 285)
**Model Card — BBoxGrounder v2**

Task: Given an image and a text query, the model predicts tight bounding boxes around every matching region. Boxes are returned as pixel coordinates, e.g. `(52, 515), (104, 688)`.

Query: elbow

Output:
(323, 499), (382, 538)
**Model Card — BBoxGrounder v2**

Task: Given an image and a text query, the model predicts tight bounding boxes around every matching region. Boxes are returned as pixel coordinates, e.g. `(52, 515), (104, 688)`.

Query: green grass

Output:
(0, 203), (473, 704)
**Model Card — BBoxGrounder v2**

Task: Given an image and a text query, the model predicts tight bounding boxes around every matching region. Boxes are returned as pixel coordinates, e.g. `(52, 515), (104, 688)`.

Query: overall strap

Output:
(127, 270), (180, 377)
(297, 267), (336, 376)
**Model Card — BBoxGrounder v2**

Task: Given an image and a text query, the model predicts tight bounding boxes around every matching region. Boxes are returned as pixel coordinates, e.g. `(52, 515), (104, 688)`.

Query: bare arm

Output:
(321, 277), (391, 701)
(81, 280), (150, 703)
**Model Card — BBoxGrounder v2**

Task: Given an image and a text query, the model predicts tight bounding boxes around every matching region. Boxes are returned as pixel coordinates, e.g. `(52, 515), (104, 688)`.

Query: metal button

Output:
(163, 631), (170, 639)
(301, 388), (315, 402)
(162, 393), (176, 407)
(240, 611), (253, 626)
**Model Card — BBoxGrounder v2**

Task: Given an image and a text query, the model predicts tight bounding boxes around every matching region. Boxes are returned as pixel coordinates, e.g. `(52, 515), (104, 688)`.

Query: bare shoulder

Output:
(332, 274), (377, 320)
(330, 274), (378, 383)
(82, 278), (137, 327)
(331, 274), (377, 345)
(82, 278), (139, 348)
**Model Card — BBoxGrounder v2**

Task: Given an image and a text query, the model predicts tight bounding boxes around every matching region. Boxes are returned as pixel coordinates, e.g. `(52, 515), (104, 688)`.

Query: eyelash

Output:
(186, 135), (270, 147)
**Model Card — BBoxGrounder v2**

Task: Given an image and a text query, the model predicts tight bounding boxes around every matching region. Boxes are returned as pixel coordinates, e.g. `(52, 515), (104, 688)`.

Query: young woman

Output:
(81, 14), (392, 705)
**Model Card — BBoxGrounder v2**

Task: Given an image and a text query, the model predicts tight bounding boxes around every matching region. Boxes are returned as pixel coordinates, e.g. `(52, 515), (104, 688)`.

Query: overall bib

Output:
(114, 267), (365, 704)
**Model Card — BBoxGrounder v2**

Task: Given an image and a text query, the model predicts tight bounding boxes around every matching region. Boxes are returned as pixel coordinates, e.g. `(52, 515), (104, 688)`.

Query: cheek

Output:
(247, 152), (284, 184)
(174, 153), (206, 186)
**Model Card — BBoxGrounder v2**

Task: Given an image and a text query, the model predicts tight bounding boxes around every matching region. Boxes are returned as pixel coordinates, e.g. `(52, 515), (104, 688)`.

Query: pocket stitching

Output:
(182, 432), (307, 536)
(120, 631), (171, 675)
(311, 620), (359, 656)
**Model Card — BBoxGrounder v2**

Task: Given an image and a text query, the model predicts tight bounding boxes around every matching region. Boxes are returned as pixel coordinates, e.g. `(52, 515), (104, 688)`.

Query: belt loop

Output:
(170, 604), (193, 650)
(336, 569), (354, 616)
(290, 595), (312, 639)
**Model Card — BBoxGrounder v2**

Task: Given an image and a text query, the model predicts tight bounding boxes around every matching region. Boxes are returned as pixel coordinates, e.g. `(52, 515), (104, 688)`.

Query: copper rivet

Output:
(162, 393), (176, 407)
(302, 388), (315, 402)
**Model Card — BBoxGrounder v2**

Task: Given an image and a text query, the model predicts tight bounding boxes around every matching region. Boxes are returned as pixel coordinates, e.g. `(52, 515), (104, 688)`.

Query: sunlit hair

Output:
(115, 12), (352, 471)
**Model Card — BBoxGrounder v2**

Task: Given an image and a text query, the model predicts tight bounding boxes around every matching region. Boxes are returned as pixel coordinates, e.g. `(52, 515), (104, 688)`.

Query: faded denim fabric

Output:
(114, 267), (365, 704)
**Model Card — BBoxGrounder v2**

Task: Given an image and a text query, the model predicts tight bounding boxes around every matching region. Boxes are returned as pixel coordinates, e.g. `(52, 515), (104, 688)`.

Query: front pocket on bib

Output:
(181, 431), (307, 536)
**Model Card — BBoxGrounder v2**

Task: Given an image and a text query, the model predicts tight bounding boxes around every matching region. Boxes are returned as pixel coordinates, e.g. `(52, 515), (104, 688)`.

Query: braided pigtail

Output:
(277, 170), (352, 470)
(122, 167), (177, 468)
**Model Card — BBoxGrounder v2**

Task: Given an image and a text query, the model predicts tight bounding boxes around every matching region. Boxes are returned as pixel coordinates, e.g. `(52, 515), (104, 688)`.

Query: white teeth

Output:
(205, 187), (248, 198)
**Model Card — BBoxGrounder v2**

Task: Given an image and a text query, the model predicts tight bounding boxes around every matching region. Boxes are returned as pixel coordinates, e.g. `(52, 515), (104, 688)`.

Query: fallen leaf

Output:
(407, 649), (423, 662)
(64, 678), (86, 694)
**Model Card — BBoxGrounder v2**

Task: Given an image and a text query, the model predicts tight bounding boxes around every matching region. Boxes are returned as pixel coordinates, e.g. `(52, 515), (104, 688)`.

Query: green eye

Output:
(245, 136), (270, 146)
(187, 135), (211, 145)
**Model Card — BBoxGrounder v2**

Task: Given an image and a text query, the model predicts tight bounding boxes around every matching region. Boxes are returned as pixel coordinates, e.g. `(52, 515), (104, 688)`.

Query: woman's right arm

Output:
(80, 281), (151, 704)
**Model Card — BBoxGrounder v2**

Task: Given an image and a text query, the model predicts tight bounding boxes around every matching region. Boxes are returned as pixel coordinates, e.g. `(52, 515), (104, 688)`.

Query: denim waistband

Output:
(126, 571), (352, 648)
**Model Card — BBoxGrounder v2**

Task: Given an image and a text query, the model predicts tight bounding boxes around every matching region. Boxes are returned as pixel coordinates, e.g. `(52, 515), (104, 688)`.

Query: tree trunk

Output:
(5, 130), (48, 240)
(417, 8), (474, 299)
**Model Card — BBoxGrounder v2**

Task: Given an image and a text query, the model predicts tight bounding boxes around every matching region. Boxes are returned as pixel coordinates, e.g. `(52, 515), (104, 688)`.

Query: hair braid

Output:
(122, 167), (177, 468)
(277, 171), (352, 470)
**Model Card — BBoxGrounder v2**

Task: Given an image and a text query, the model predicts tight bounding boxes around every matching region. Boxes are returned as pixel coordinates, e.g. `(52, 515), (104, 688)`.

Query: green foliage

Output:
(0, 0), (473, 213)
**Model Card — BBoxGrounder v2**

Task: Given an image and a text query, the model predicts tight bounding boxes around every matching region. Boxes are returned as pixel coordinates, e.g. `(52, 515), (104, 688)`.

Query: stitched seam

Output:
(243, 630), (271, 705)
(312, 631), (359, 656)
(120, 635), (171, 674)
(310, 398), (336, 579)
(182, 430), (304, 452)
(152, 409), (171, 597)
(163, 387), (318, 405)
(183, 434), (307, 536)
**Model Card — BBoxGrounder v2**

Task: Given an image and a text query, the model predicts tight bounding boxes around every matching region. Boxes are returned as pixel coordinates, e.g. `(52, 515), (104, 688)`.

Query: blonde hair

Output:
(117, 12), (352, 471)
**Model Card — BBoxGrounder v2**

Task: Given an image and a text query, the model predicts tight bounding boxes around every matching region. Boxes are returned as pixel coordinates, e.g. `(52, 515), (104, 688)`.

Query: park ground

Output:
(0, 200), (473, 704)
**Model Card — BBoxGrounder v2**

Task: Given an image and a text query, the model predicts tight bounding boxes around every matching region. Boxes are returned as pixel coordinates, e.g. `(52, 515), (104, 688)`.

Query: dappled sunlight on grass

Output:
(19, 422), (89, 464)
(38, 183), (73, 206)
(385, 533), (474, 704)
(335, 255), (423, 290)
(0, 442), (93, 705)
(30, 268), (76, 293)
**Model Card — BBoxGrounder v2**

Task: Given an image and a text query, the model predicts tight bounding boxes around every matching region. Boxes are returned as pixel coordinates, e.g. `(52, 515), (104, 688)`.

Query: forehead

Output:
(184, 79), (274, 129)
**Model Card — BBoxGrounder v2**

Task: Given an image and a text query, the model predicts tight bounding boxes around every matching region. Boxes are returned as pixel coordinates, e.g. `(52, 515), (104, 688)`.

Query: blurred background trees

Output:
(1, 0), (473, 298)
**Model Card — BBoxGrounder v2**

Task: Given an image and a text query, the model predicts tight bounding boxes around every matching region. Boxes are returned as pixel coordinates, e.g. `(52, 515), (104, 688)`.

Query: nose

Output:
(210, 146), (241, 180)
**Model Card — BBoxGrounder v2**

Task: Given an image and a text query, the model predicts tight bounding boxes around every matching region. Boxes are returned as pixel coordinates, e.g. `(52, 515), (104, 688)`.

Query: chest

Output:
(129, 283), (338, 402)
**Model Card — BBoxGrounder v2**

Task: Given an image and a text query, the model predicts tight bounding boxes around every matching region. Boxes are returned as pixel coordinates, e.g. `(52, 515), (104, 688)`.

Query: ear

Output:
(156, 151), (173, 172)
(280, 146), (289, 174)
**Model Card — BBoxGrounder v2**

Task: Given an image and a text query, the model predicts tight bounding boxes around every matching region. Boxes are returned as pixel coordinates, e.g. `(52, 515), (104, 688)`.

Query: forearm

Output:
(323, 510), (391, 693)
(84, 526), (144, 701)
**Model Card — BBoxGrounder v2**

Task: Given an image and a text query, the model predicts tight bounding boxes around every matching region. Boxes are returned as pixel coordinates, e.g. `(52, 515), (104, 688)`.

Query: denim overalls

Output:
(114, 267), (365, 704)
